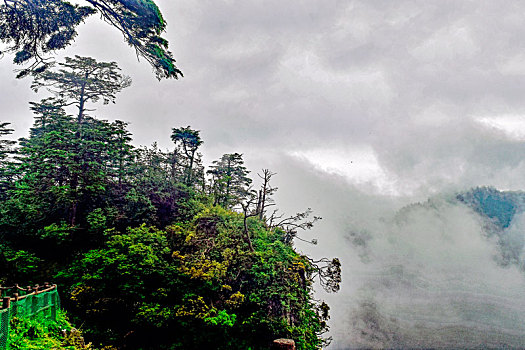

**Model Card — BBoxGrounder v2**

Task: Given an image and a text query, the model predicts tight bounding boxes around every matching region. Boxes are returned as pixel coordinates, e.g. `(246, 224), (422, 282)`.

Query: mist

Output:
(263, 155), (525, 349)
(5, 0), (525, 348)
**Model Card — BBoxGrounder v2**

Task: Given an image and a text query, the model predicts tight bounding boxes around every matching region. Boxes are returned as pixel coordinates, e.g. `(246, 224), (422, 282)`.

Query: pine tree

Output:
(31, 56), (132, 127)
(171, 126), (203, 186)
(29, 56), (131, 225)
(0, 122), (16, 199)
(208, 153), (252, 209)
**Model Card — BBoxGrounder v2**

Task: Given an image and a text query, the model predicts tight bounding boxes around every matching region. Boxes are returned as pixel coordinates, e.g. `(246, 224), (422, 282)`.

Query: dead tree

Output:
(268, 208), (321, 245)
(255, 169), (278, 221)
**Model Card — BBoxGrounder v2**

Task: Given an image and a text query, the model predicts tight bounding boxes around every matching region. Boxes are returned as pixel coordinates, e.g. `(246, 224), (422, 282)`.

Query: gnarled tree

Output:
(31, 55), (132, 127)
(171, 126), (203, 186)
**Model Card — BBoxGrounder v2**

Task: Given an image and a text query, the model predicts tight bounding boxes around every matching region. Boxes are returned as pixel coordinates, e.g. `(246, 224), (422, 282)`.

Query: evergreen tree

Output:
(28, 56), (132, 225)
(13, 103), (77, 230)
(31, 56), (132, 127)
(0, 122), (16, 198)
(171, 126), (203, 186)
(208, 153), (252, 209)
(107, 120), (134, 187)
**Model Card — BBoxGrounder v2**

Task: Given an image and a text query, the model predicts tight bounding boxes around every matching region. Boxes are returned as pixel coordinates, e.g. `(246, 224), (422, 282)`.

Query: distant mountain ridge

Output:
(456, 186), (525, 269)
(457, 187), (525, 229)
(394, 187), (525, 270)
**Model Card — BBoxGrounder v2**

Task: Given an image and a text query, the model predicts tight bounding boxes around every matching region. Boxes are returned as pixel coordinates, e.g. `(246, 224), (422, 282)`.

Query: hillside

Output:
(0, 114), (340, 349)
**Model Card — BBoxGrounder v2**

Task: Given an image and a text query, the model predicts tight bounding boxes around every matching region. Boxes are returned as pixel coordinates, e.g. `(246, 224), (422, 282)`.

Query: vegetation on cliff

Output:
(0, 56), (340, 349)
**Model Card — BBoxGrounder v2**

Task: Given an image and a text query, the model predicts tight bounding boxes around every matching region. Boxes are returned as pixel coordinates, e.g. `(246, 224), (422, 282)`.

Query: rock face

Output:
(273, 338), (296, 350)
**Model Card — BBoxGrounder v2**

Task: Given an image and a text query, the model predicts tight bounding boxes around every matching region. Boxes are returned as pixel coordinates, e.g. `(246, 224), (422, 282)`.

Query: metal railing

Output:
(0, 283), (60, 350)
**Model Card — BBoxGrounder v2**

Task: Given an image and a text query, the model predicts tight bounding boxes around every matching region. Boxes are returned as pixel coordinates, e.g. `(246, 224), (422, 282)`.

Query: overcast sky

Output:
(3, 0), (525, 198)
(4, 1), (525, 347)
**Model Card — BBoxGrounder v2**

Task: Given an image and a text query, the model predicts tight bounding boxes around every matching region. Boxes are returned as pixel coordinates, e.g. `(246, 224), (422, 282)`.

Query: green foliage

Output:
(0, 247), (42, 283)
(0, 96), (338, 349)
(0, 122), (15, 199)
(171, 126), (204, 186)
(41, 223), (73, 243)
(168, 207), (332, 349)
(8, 310), (93, 350)
(59, 225), (177, 346)
(47, 205), (335, 349)
(204, 310), (237, 327)
(0, 0), (181, 79)
(208, 153), (252, 209)
(31, 56), (132, 125)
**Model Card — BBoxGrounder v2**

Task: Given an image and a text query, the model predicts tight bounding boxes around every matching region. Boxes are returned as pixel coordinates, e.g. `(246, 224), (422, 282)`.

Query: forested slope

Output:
(0, 58), (339, 350)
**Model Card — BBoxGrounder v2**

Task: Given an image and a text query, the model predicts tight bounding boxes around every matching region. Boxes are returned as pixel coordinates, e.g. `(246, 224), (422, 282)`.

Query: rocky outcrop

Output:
(272, 338), (295, 350)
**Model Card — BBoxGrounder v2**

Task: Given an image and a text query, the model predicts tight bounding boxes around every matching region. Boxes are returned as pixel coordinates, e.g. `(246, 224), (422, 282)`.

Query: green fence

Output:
(0, 284), (60, 350)
(0, 308), (8, 350)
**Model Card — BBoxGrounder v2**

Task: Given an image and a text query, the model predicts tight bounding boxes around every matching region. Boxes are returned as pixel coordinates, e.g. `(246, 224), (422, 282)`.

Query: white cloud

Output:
(476, 114), (525, 140)
(288, 146), (398, 195)
(410, 22), (479, 62)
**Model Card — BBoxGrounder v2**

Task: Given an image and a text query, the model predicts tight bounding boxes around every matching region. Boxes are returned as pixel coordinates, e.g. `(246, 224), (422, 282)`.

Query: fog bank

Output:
(270, 157), (525, 349)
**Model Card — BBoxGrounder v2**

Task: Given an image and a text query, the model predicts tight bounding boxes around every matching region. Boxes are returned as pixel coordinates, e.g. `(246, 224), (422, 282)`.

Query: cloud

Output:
(338, 197), (525, 349)
(5, 1), (525, 347)
(264, 156), (525, 348)
(5, 1), (525, 195)
(160, 0), (525, 196)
